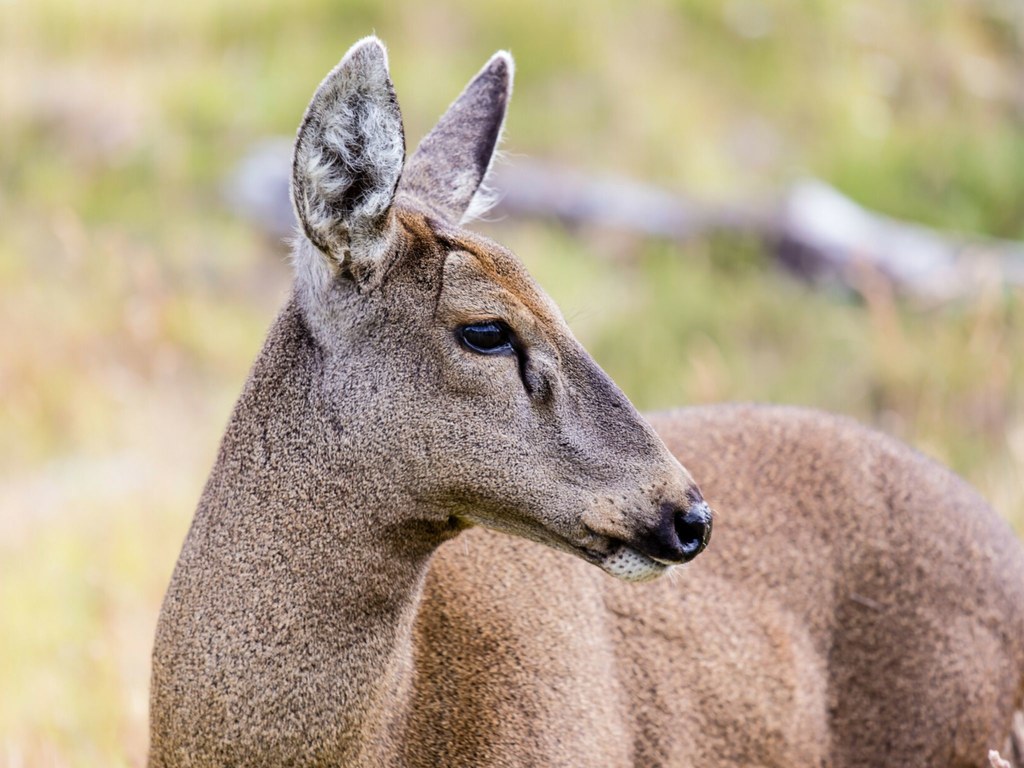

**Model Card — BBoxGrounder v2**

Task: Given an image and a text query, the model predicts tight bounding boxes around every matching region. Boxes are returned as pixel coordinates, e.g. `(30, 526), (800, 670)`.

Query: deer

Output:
(149, 37), (1024, 767)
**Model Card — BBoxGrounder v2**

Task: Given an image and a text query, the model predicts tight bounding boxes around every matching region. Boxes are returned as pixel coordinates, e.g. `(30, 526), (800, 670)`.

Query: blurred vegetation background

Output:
(2, 0), (1023, 764)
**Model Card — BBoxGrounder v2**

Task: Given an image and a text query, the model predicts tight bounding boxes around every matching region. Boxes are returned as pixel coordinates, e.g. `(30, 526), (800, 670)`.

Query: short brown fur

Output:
(149, 39), (1024, 767)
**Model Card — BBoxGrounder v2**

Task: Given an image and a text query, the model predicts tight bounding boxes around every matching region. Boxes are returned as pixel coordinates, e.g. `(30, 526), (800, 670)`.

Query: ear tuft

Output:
(291, 36), (406, 271)
(397, 50), (514, 225)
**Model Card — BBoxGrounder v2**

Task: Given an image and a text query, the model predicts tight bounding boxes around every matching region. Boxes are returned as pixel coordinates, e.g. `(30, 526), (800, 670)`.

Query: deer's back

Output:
(415, 404), (1024, 767)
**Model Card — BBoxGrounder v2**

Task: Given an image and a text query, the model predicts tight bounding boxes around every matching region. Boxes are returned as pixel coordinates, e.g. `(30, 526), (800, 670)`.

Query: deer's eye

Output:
(458, 322), (515, 355)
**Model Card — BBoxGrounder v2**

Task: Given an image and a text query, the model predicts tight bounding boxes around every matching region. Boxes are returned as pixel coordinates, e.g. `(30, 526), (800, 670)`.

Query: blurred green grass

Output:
(1, 0), (1023, 764)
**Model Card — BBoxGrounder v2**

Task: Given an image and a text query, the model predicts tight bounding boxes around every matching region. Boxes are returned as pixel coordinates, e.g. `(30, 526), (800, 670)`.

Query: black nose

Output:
(673, 502), (712, 562)
(637, 500), (713, 564)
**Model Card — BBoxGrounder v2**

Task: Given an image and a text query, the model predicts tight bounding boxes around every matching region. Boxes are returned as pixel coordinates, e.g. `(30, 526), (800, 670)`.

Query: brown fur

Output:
(149, 39), (1024, 767)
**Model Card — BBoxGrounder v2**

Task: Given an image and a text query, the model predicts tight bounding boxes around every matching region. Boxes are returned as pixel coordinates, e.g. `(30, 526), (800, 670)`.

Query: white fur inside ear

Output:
(300, 101), (404, 242)
(399, 49), (514, 225)
(292, 36), (405, 263)
(459, 52), (514, 226)
(460, 149), (505, 224)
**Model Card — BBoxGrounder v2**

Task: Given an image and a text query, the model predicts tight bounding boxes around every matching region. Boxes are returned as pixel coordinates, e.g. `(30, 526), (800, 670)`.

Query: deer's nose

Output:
(637, 498), (713, 564)
(673, 501), (712, 562)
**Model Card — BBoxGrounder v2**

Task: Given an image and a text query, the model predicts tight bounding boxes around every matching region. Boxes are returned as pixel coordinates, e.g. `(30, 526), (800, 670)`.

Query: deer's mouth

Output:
(455, 510), (672, 582)
(525, 525), (674, 582)
(578, 495), (712, 581)
(579, 541), (670, 583)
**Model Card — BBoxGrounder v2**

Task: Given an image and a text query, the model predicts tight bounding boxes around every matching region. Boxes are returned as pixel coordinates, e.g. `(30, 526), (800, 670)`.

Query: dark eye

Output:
(457, 321), (515, 355)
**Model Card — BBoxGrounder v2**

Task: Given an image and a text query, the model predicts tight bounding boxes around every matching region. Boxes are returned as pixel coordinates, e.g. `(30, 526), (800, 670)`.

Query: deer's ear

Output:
(291, 37), (406, 282)
(398, 51), (513, 225)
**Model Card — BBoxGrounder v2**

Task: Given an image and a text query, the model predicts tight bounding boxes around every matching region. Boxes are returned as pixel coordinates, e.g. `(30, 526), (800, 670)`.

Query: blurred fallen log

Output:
(777, 180), (1024, 303)
(488, 160), (772, 242)
(227, 139), (1024, 303)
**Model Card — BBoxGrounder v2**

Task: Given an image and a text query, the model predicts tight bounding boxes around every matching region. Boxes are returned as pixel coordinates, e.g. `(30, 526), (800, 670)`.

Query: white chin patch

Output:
(600, 546), (668, 583)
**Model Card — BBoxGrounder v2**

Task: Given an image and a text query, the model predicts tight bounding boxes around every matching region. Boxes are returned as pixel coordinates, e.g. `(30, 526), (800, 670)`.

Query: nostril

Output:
(640, 500), (713, 564)
(674, 502), (712, 562)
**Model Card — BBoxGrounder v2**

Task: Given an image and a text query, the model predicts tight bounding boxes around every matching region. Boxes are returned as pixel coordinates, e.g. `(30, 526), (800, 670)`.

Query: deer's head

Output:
(288, 37), (710, 582)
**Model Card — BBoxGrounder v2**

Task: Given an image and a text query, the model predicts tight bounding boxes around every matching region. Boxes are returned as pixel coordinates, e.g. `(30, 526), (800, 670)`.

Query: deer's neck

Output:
(166, 299), (439, 761)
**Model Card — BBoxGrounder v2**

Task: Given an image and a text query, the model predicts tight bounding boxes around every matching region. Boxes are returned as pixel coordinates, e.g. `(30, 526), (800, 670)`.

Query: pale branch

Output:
(227, 139), (1024, 303)
(487, 161), (773, 242)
